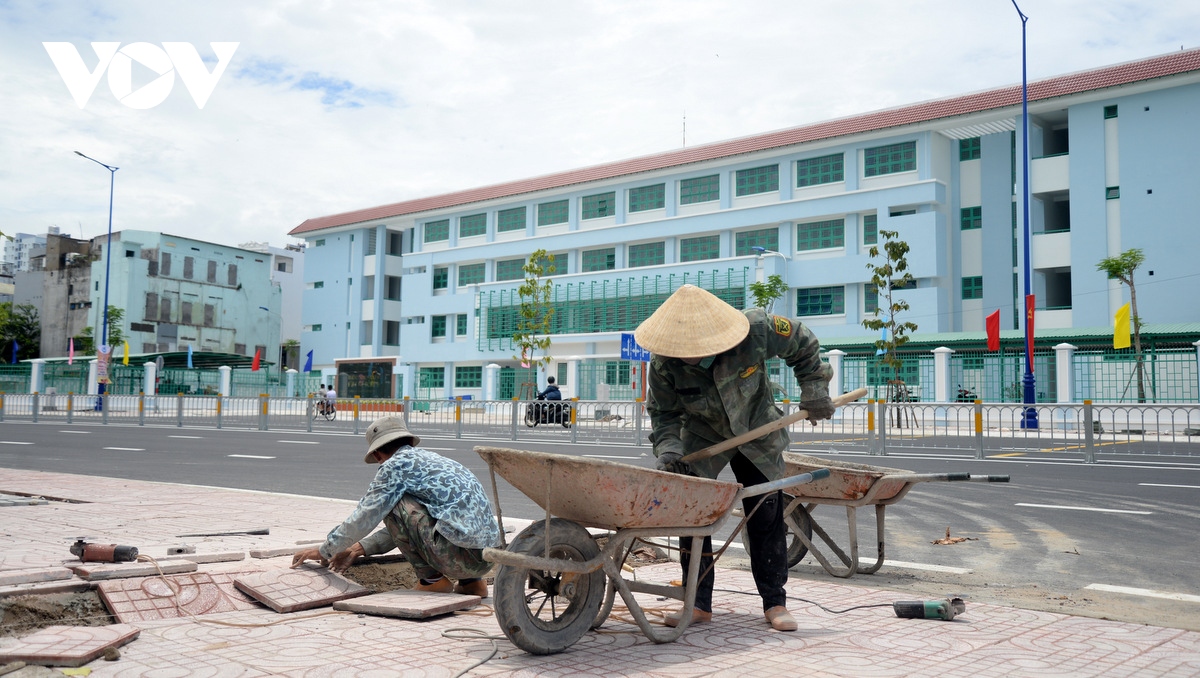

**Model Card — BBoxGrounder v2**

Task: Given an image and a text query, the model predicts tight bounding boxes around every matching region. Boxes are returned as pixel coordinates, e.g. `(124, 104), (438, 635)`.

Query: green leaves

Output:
(863, 228), (917, 371)
(512, 249), (556, 369)
(749, 274), (787, 314)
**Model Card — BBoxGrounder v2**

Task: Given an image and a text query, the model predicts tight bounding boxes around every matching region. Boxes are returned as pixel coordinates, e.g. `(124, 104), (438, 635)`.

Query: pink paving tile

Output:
(70, 558), (197, 581)
(0, 566), (74, 586)
(98, 571), (262, 623)
(0, 579), (92, 599)
(0, 623), (140, 667)
(180, 550), (246, 564)
(249, 545), (307, 559)
(233, 563), (369, 613)
(332, 589), (481, 618)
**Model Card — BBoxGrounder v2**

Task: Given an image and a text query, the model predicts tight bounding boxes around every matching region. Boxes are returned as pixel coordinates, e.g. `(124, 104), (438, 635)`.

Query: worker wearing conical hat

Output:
(635, 284), (834, 632)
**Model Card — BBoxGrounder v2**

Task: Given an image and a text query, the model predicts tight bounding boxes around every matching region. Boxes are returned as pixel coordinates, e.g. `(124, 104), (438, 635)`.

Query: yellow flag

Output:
(1113, 303), (1131, 349)
(123, 341), (130, 365)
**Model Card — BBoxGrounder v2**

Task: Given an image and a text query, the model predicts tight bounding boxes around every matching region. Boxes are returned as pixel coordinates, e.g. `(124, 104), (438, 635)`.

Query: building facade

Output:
(290, 49), (1200, 401)
(239, 241), (306, 369)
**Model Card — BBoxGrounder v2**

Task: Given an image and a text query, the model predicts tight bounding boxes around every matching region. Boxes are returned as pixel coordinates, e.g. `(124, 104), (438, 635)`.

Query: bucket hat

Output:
(634, 284), (750, 359)
(364, 416), (421, 463)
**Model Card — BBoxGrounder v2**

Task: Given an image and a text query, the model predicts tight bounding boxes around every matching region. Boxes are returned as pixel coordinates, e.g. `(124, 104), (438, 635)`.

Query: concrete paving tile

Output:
(70, 558), (198, 581)
(0, 566), (74, 586)
(248, 545), (306, 559)
(0, 623), (140, 667)
(180, 551), (246, 564)
(0, 579), (92, 598)
(232, 563), (369, 613)
(332, 589), (481, 618)
(98, 571), (262, 623)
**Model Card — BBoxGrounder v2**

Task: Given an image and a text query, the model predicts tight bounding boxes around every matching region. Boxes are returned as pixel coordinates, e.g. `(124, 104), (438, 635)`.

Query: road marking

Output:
(583, 454), (644, 460)
(1085, 584), (1200, 604)
(103, 447), (145, 451)
(1139, 483), (1200, 489)
(860, 558), (972, 574)
(1015, 503), (1152, 515)
(0, 441), (34, 445)
(228, 454), (275, 460)
(169, 435), (203, 439)
(59, 430), (88, 434)
(276, 440), (319, 445)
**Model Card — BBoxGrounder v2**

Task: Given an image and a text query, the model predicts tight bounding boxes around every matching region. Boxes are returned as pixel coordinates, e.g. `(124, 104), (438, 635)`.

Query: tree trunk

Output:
(1129, 280), (1146, 402)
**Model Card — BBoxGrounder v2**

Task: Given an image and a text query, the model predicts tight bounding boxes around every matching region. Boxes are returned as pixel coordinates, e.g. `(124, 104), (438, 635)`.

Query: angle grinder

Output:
(70, 538), (139, 563)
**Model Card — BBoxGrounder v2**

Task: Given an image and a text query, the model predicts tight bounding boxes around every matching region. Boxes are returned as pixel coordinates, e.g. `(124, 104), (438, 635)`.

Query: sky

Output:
(1, 1), (1197, 252)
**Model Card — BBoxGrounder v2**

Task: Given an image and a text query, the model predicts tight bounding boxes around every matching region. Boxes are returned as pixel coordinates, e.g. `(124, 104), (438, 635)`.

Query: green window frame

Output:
(796, 286), (844, 316)
(497, 206), (526, 232)
(556, 363), (568, 385)
(628, 241), (664, 268)
(312, 281), (324, 289)
(582, 192), (616, 220)
(679, 174), (719, 204)
(864, 141), (916, 177)
(795, 153), (843, 187)
(455, 365), (482, 388)
(459, 213), (486, 238)
(1104, 105), (1118, 119)
(418, 366), (444, 389)
(959, 137), (981, 161)
(679, 234), (720, 262)
(864, 285), (878, 314)
(431, 315), (447, 338)
(537, 200), (569, 226)
(432, 267), (448, 290)
(311, 324), (322, 332)
(458, 263), (485, 286)
(456, 314), (468, 336)
(961, 206), (982, 230)
(424, 219), (449, 243)
(962, 276), (983, 300)
(628, 184), (665, 212)
(1106, 186), (1120, 200)
(796, 219), (845, 251)
(735, 165), (779, 196)
(863, 214), (878, 245)
(734, 228), (779, 256)
(314, 239), (325, 247)
(582, 247), (615, 272)
(495, 258), (525, 281)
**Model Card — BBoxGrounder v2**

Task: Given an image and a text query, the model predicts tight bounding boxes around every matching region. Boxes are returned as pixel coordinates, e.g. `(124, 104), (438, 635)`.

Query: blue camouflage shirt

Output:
(319, 446), (501, 560)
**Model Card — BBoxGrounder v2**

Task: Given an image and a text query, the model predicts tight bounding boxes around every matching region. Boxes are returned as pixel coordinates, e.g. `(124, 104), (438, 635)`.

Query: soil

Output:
(339, 560), (420, 592)
(0, 591), (113, 638)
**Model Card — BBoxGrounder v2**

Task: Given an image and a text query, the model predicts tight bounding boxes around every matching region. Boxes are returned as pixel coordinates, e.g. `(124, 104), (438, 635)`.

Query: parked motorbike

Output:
(525, 393), (571, 428)
(955, 385), (979, 402)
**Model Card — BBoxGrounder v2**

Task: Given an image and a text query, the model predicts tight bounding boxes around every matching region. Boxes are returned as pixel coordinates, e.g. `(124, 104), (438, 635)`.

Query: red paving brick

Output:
(98, 571), (261, 623)
(233, 563), (369, 613)
(332, 589), (482, 618)
(0, 624), (140, 667)
(70, 558), (197, 581)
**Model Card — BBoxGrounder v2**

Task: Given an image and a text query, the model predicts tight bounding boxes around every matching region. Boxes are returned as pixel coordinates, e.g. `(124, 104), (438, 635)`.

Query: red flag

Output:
(985, 310), (1000, 351)
(1024, 294), (1036, 373)
(251, 349), (261, 372)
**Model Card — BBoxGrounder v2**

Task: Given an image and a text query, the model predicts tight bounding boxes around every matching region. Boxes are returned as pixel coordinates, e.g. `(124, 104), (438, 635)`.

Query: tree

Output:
(75, 306), (126, 355)
(512, 249), (555, 397)
(749, 274), (788, 315)
(281, 339), (301, 371)
(1097, 248), (1147, 402)
(862, 229), (919, 413)
(0, 302), (40, 362)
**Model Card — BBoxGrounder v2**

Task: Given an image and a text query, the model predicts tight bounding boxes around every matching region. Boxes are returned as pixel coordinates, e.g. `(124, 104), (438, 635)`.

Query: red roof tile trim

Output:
(291, 49), (1200, 236)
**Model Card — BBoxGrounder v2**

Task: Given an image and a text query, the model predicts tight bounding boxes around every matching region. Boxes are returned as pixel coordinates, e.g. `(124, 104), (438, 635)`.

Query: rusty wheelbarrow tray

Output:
(776, 452), (1009, 578)
(476, 446), (829, 655)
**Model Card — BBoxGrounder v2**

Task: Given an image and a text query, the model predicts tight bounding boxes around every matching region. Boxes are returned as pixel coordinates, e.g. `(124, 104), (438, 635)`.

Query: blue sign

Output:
(620, 333), (651, 361)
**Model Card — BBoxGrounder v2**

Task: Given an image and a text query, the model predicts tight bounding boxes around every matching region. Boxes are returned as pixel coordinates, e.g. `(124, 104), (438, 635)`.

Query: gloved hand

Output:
(800, 368), (836, 425)
(655, 451), (693, 475)
(800, 396), (836, 425)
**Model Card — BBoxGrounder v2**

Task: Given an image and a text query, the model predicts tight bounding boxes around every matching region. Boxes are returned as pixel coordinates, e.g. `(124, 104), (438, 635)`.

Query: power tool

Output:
(70, 538), (139, 563)
(892, 597), (966, 621)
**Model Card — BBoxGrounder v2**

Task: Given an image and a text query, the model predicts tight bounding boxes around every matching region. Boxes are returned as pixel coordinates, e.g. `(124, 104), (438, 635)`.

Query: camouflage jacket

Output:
(647, 308), (829, 481)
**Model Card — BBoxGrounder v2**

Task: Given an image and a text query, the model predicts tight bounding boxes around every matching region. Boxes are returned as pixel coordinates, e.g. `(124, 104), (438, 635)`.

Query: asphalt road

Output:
(2, 420), (1198, 629)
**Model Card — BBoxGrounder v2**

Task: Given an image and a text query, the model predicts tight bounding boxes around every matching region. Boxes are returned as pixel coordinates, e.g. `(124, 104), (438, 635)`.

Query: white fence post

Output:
(1194, 340), (1200, 401)
(286, 369), (298, 398)
(826, 349), (846, 398)
(218, 365), (232, 397)
(933, 347), (954, 403)
(1053, 343), (1078, 431)
(143, 361), (157, 413)
(29, 359), (45, 394)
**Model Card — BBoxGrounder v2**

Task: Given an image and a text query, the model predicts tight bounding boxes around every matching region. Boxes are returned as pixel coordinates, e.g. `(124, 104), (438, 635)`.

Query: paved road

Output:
(2, 421), (1199, 628)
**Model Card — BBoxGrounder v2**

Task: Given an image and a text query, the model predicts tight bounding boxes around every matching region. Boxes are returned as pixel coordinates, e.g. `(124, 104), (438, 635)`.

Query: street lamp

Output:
(74, 150), (118, 398)
(1011, 0), (1038, 428)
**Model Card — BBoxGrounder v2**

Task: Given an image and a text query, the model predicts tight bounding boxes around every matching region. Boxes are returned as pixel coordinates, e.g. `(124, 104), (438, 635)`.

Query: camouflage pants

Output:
(383, 494), (491, 581)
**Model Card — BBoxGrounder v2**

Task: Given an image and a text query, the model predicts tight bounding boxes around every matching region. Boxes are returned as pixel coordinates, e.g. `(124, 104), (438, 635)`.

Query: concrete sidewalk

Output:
(1, 468), (1198, 677)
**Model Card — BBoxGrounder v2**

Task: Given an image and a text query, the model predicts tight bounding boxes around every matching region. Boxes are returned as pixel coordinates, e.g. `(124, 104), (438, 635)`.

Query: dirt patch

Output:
(0, 591), (114, 638)
(340, 561), (420, 592)
(595, 537), (671, 567)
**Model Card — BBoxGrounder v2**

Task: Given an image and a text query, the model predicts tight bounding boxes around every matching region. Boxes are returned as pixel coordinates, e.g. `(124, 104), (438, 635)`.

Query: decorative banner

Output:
(251, 349), (261, 372)
(122, 341), (130, 365)
(10, 340), (17, 364)
(96, 345), (112, 385)
(1024, 294), (1036, 373)
(187, 344), (193, 369)
(985, 310), (1000, 351)
(303, 350), (313, 373)
(1114, 303), (1131, 349)
(69, 338), (75, 365)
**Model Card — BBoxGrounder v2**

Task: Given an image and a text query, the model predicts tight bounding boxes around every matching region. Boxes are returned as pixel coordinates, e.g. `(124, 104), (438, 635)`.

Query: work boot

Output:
(413, 577), (454, 594)
(663, 608), (712, 627)
(764, 606), (797, 631)
(454, 579), (488, 598)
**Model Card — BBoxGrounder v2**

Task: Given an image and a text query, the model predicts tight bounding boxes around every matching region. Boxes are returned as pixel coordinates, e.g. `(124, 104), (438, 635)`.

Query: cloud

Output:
(236, 56), (397, 108)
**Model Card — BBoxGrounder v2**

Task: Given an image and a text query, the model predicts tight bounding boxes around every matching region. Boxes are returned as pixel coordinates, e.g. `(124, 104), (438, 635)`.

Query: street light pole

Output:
(75, 150), (118, 399)
(1010, 1), (1038, 428)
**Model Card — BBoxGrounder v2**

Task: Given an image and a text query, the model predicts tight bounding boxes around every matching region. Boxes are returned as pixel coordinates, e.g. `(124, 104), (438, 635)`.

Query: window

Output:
(864, 141), (916, 177)
(384, 320), (400, 345)
(962, 276), (983, 300)
(458, 263), (484, 286)
(735, 228), (779, 256)
(604, 361), (631, 386)
(419, 366), (445, 390)
(796, 286), (845, 316)
(362, 320), (376, 346)
(537, 199), (569, 226)
(313, 280), (325, 289)
(424, 219), (449, 243)
(497, 206), (526, 232)
(1104, 105), (1118, 119)
(362, 275), (375, 300)
(455, 365), (483, 388)
(796, 219), (845, 251)
(628, 241), (664, 268)
(183, 256), (194, 280)
(159, 297), (172, 322)
(204, 304), (214, 327)
(314, 239), (325, 247)
(181, 301), (193, 325)
(387, 231), (403, 255)
(495, 258), (525, 281)
(459, 213), (486, 238)
(628, 184), (665, 212)
(735, 165), (778, 196)
(1106, 186), (1120, 200)
(144, 293), (158, 320)
(863, 214), (878, 245)
(680, 235), (720, 262)
(432, 267), (448, 290)
(161, 253), (171, 276)
(125, 249), (135, 257)
(386, 275), (402, 300)
(364, 229), (377, 255)
(959, 137), (981, 161)
(582, 192), (615, 219)
(234, 343), (246, 355)
(227, 264), (237, 287)
(582, 247), (615, 272)
(864, 285), (878, 314)
(796, 153), (843, 187)
(889, 208), (916, 217)
(557, 362), (568, 385)
(961, 206), (982, 230)
(456, 314), (468, 336)
(431, 315), (447, 338)
(680, 174), (719, 204)
(277, 262), (287, 272)
(310, 324), (322, 332)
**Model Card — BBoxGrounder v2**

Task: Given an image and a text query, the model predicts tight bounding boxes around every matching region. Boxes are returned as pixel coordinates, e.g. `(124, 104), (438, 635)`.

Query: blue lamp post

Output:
(1011, 0), (1038, 428)
(74, 150), (118, 399)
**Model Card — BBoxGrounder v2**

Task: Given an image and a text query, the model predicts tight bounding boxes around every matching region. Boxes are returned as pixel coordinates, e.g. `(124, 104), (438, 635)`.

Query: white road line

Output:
(276, 440), (320, 445)
(1015, 502), (1152, 515)
(169, 435), (204, 439)
(103, 447), (145, 451)
(0, 441), (34, 445)
(582, 454), (644, 460)
(861, 559), (972, 574)
(1139, 483), (1200, 489)
(1085, 584), (1200, 604)
(59, 430), (88, 434)
(228, 454), (275, 460)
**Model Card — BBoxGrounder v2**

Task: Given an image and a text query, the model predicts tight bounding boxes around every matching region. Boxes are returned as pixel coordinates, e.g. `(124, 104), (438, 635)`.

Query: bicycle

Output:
(313, 400), (337, 421)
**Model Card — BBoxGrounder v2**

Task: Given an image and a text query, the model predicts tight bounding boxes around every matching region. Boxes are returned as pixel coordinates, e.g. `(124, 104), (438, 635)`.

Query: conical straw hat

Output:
(634, 284), (750, 358)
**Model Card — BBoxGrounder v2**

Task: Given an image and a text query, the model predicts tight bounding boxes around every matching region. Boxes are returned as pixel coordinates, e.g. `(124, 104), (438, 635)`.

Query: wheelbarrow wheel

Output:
(783, 497), (813, 568)
(494, 518), (605, 655)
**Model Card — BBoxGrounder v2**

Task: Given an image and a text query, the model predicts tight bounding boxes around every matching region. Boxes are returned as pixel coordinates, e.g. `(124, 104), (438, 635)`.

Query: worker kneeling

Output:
(635, 285), (835, 632)
(292, 416), (500, 598)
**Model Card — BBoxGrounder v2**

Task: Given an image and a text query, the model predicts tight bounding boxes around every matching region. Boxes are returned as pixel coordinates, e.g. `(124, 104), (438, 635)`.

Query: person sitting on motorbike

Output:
(538, 376), (563, 422)
(539, 376), (562, 401)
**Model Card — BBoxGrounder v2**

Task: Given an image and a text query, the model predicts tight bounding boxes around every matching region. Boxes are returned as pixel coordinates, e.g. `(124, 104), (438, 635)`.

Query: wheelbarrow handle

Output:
(738, 468), (830, 501)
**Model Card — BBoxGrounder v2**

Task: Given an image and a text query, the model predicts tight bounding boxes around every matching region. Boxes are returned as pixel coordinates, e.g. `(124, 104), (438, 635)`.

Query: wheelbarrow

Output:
(476, 446), (830, 655)
(772, 452), (1010, 577)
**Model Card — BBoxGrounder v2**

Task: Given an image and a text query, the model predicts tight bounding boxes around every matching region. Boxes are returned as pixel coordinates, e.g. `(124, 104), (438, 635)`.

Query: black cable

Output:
(712, 587), (893, 615)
